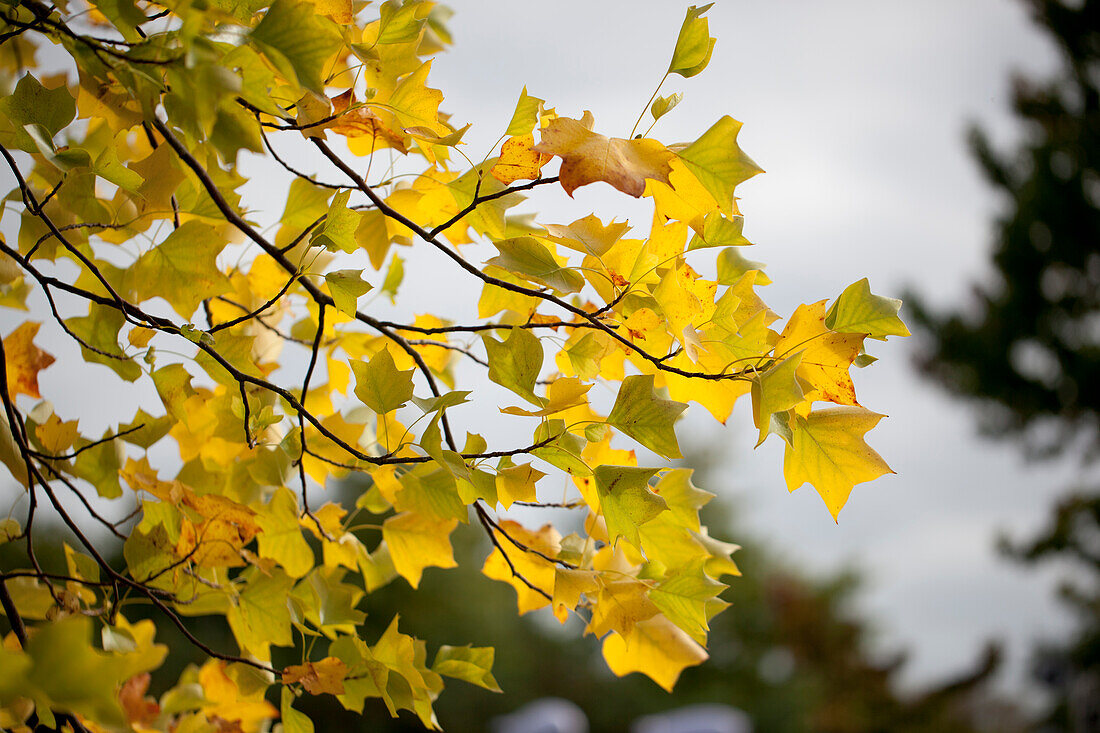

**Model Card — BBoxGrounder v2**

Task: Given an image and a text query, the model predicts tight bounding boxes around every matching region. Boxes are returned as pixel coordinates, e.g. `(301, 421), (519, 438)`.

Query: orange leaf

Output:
(282, 656), (349, 695)
(119, 673), (160, 728)
(3, 322), (55, 399)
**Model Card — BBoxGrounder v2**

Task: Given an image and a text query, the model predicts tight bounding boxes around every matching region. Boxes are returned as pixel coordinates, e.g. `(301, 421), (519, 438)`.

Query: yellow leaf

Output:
(256, 487), (314, 578)
(586, 578), (659, 638)
(383, 512), (458, 589)
(313, 0), (353, 24)
(495, 461), (545, 509)
(773, 300), (865, 406)
(783, 406), (894, 520)
(644, 157), (718, 235)
(543, 214), (631, 257)
(198, 660), (278, 733)
(481, 520), (559, 615)
(35, 413), (78, 454)
(490, 134), (550, 184)
(661, 352), (751, 424)
(500, 376), (591, 418)
(3, 322), (55, 399)
(283, 656), (349, 695)
(535, 112), (674, 197)
(652, 262), (717, 343)
(552, 567), (599, 623)
(601, 615), (707, 692)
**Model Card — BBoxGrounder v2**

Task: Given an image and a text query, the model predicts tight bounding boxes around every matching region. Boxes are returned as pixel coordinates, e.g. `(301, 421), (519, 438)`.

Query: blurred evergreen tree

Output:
(908, 1), (1100, 729)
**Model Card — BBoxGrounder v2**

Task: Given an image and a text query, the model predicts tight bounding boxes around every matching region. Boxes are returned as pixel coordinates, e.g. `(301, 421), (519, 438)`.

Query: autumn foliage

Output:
(0, 1), (907, 730)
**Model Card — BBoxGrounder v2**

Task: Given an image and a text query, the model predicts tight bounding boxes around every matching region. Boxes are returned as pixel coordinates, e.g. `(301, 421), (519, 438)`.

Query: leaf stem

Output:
(629, 72), (669, 139)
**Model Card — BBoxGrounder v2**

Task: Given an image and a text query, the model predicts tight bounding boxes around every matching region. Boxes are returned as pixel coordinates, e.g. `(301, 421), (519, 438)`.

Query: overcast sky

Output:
(1, 0), (1092, 705)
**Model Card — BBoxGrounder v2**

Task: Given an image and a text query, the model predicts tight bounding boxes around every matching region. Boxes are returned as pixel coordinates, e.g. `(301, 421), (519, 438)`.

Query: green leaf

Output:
(72, 429), (124, 499)
(486, 237), (585, 294)
(593, 465), (666, 547)
(311, 190), (362, 254)
(381, 253), (404, 303)
(677, 116), (763, 217)
(531, 420), (591, 478)
(376, 0), (432, 43)
(291, 568), (367, 636)
(117, 408), (173, 449)
(648, 559), (726, 644)
(483, 327), (543, 405)
(505, 86), (543, 136)
(448, 160), (516, 240)
(394, 465), (467, 523)
(281, 687), (315, 733)
(124, 220), (232, 319)
(653, 468), (714, 531)
(751, 353), (805, 447)
(250, 0), (342, 93)
(651, 92), (683, 121)
(716, 246), (768, 285)
(825, 278), (911, 340)
(227, 568), (295, 657)
(607, 375), (687, 459)
(0, 73), (76, 152)
(211, 100), (265, 163)
(688, 213), (752, 250)
(256, 487), (314, 578)
(277, 177), (332, 249)
(325, 269), (372, 316)
(352, 348), (415, 414)
(20, 616), (132, 726)
(432, 646), (501, 692)
(87, 0), (148, 41)
(66, 304), (141, 382)
(411, 390), (470, 414)
(668, 4), (716, 78)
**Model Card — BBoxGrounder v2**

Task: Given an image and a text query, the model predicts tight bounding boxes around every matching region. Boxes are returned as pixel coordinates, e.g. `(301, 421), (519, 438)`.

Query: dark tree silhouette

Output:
(909, 1), (1100, 729)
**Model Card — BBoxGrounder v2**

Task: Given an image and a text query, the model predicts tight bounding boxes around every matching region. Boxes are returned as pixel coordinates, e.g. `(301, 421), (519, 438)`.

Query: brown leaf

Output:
(119, 673), (161, 728)
(326, 90), (408, 153)
(534, 112), (674, 197)
(282, 656), (349, 695)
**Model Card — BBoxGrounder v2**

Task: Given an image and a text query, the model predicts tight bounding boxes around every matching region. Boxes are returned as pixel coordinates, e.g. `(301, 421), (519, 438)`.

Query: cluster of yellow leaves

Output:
(0, 0), (910, 729)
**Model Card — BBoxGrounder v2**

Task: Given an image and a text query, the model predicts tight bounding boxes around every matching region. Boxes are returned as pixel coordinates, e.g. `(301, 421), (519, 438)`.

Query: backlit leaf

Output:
(431, 646), (501, 692)
(535, 113), (675, 197)
(602, 615), (708, 692)
(352, 348), (415, 414)
(677, 116), (763, 217)
(825, 278), (911, 340)
(593, 465), (666, 547)
(607, 375), (687, 459)
(668, 4), (716, 78)
(784, 406), (894, 520)
(383, 512), (459, 589)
